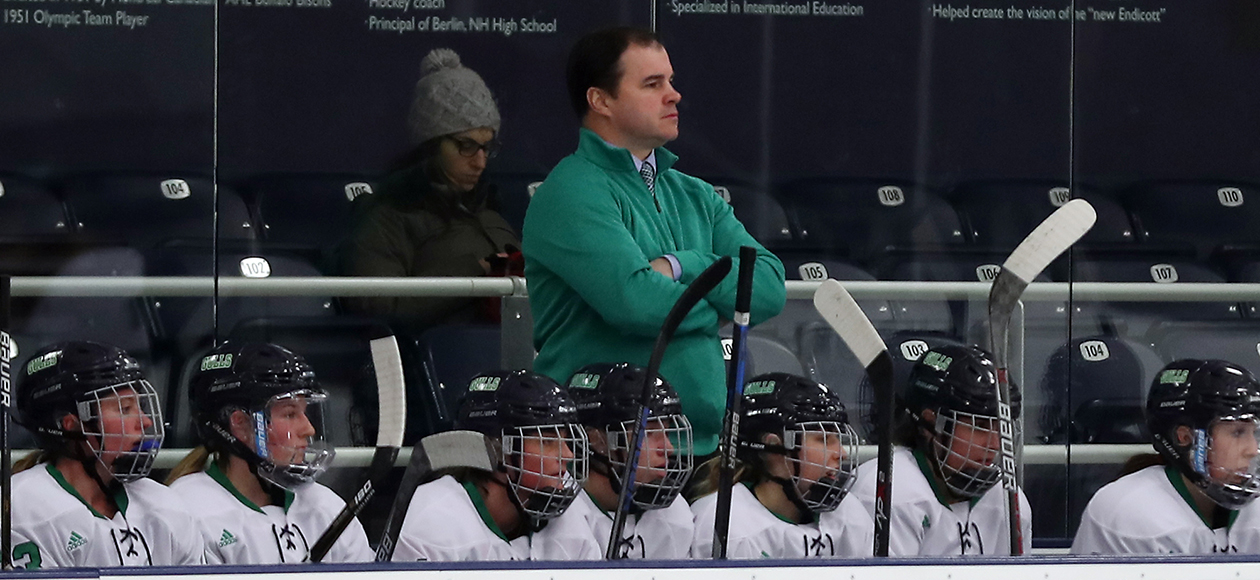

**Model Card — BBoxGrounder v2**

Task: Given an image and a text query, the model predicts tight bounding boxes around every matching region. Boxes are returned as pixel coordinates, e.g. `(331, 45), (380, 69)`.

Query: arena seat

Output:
(1027, 335), (1161, 541)
(852, 330), (969, 441)
(408, 323), (503, 434)
(486, 171), (546, 235)
(720, 330), (805, 378)
(1068, 255), (1241, 339)
(243, 172), (377, 259)
(148, 248), (334, 360)
(62, 173), (256, 249)
(1123, 179), (1260, 262)
(773, 177), (967, 272)
(710, 179), (794, 250)
(0, 173), (83, 277)
(1148, 319), (1260, 370)
(947, 179), (1136, 281)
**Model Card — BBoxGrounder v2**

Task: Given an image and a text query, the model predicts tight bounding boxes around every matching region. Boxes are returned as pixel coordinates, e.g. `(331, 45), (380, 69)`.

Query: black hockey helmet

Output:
(457, 369), (581, 434)
(456, 370), (589, 520)
(903, 344), (1022, 420)
(737, 373), (858, 513)
(1147, 359), (1260, 509)
(903, 344), (1020, 499)
(567, 362), (683, 425)
(16, 341), (163, 482)
(189, 342), (334, 489)
(566, 362), (693, 510)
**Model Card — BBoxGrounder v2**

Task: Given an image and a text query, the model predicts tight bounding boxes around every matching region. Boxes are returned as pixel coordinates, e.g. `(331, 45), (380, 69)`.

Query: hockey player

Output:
(167, 342), (373, 563)
(392, 369), (600, 560)
(566, 362), (695, 559)
(9, 341), (204, 568)
(691, 373), (872, 558)
(1072, 359), (1260, 554)
(847, 344), (1032, 556)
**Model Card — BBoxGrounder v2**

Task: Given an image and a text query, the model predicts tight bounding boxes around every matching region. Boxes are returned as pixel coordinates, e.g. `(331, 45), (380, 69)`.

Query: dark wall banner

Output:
(0, 0), (214, 173)
(215, 0), (647, 179)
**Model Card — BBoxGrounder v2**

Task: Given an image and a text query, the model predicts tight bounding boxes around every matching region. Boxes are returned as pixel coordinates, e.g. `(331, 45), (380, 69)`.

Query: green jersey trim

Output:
(1163, 464), (1238, 530)
(461, 479), (510, 542)
(911, 448), (979, 509)
(46, 463), (129, 519)
(207, 463), (295, 514)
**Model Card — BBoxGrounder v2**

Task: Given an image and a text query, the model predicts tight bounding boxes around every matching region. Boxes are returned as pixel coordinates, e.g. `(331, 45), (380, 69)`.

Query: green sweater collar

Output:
(577, 128), (678, 174)
(207, 463), (294, 514)
(47, 463), (129, 519)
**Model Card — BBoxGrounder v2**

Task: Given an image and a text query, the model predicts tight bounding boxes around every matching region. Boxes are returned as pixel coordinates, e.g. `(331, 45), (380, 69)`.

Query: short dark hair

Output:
(566, 26), (661, 119)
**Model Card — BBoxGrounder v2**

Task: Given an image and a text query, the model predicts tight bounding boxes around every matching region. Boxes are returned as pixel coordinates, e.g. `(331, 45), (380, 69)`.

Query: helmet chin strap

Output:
(590, 450), (646, 516)
(495, 466), (549, 533)
(749, 440), (816, 524)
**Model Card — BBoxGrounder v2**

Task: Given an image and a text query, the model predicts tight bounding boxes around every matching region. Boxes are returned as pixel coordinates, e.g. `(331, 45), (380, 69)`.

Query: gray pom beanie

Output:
(408, 48), (501, 145)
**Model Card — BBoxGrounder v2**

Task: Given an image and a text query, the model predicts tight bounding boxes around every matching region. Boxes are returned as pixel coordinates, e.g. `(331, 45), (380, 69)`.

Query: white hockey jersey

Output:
(1072, 464), (1260, 555)
(169, 465), (374, 563)
(573, 490), (694, 559)
(392, 475), (602, 561)
(9, 463), (205, 569)
(690, 483), (873, 559)
(849, 446), (1032, 556)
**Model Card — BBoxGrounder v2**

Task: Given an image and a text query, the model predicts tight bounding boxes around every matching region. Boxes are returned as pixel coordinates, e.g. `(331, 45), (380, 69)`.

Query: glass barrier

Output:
(2, 0), (1259, 566)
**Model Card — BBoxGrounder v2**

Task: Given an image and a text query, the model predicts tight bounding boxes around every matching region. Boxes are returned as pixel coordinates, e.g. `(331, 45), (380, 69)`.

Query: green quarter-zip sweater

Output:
(523, 128), (786, 455)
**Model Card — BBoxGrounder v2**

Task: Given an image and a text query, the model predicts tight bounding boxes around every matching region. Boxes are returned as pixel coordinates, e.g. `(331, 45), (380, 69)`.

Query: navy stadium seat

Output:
(1149, 320), (1260, 371)
(62, 173), (255, 249)
(148, 248), (334, 359)
(0, 174), (83, 277)
(1123, 179), (1260, 261)
(720, 330), (805, 378)
(407, 323), (503, 434)
(16, 247), (167, 404)
(1069, 256), (1240, 339)
(485, 171), (544, 235)
(709, 179), (793, 249)
(773, 177), (967, 271)
(947, 179), (1136, 281)
(854, 330), (969, 441)
(243, 173), (376, 257)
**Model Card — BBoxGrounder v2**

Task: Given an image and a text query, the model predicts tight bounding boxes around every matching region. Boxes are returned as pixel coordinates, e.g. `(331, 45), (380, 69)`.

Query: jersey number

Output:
(12, 542), (41, 570)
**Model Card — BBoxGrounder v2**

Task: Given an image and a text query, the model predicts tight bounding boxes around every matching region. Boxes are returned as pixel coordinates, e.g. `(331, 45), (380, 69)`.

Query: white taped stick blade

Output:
(813, 279), (887, 366)
(1001, 198), (1096, 283)
(369, 336), (407, 448)
(424, 431), (494, 472)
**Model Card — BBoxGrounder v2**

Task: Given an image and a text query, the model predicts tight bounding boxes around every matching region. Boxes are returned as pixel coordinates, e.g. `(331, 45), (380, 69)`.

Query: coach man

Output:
(522, 27), (786, 456)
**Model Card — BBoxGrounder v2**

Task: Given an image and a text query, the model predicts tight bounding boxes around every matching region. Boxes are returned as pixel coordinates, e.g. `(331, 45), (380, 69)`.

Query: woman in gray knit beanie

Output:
(340, 48), (520, 329)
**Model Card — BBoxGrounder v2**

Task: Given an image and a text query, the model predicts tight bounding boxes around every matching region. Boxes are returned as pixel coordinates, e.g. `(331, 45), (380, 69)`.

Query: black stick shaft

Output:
(869, 352), (894, 557)
(712, 246), (757, 559)
(1, 275), (11, 570)
(606, 257), (732, 559)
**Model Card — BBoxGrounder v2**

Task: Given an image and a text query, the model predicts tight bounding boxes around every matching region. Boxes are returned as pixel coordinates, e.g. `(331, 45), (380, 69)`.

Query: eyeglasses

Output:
(447, 136), (500, 159)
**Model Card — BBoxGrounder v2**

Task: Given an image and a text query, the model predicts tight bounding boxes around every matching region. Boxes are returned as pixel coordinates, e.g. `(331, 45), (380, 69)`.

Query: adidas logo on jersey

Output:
(66, 531), (87, 553)
(218, 530), (238, 547)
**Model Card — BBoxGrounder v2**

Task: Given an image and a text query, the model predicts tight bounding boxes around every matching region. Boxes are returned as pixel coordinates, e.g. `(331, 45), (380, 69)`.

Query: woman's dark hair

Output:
(381, 136), (502, 221)
(566, 27), (661, 118)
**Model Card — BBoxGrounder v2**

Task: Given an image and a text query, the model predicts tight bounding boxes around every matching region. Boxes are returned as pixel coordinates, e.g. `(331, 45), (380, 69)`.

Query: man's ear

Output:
(587, 86), (613, 118)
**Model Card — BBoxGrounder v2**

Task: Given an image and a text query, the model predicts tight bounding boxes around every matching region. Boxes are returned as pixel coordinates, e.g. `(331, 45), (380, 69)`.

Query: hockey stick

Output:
(1, 275), (11, 569)
(606, 256), (733, 559)
(309, 332), (407, 562)
(988, 198), (1095, 555)
(812, 279), (894, 557)
(375, 430), (494, 561)
(712, 246), (757, 559)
